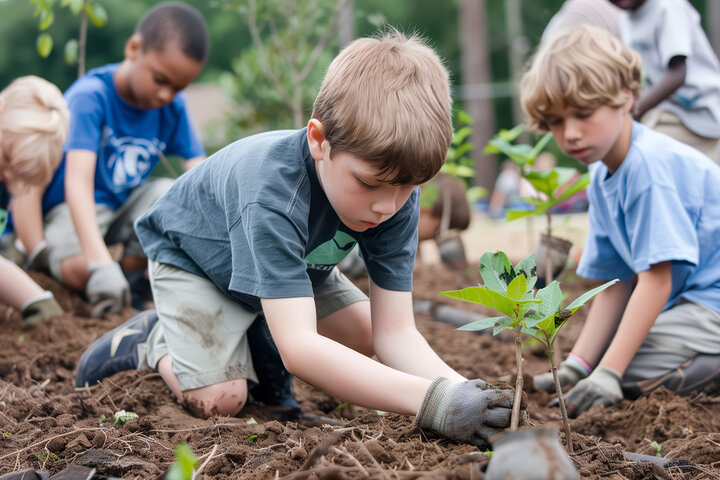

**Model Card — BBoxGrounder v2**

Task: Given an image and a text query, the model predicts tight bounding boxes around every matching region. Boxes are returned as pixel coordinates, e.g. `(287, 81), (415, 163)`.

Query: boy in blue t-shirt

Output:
(523, 26), (720, 416)
(75, 33), (514, 448)
(11, 2), (207, 316)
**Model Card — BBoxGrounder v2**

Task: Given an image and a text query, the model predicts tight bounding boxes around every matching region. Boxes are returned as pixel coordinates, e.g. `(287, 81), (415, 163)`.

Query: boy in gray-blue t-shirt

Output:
(75, 33), (514, 448)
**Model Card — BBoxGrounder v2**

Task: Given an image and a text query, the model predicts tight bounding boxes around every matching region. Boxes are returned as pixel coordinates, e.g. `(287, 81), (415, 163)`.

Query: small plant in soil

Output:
(441, 251), (616, 453)
(484, 126), (589, 284)
(166, 443), (198, 480)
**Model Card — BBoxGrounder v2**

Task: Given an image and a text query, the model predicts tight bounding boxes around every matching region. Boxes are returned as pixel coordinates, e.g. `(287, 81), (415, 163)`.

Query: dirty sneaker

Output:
(75, 309), (159, 388)
(246, 315), (301, 417)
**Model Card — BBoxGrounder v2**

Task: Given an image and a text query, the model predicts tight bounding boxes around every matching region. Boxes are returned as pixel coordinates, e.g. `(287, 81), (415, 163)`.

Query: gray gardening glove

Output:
(533, 356), (589, 393)
(21, 292), (63, 328)
(86, 261), (130, 317)
(564, 367), (623, 417)
(25, 240), (50, 273)
(416, 377), (514, 448)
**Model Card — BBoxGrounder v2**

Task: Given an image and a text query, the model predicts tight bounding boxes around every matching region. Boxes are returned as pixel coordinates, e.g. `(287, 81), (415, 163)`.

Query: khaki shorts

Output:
(44, 178), (173, 281)
(623, 300), (720, 383)
(140, 260), (367, 392)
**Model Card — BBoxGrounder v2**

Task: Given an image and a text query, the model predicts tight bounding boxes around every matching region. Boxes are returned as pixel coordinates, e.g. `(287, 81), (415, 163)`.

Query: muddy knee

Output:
(182, 380), (248, 418)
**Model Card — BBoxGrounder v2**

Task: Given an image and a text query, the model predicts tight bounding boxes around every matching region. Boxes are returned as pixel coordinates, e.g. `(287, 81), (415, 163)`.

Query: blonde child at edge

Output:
(0, 76), (68, 327)
(524, 26), (720, 416)
(75, 32), (514, 447)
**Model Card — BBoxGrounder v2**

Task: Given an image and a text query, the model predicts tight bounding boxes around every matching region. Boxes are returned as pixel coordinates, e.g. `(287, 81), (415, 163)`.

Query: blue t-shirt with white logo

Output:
(135, 129), (419, 313)
(42, 63), (205, 212)
(577, 121), (720, 314)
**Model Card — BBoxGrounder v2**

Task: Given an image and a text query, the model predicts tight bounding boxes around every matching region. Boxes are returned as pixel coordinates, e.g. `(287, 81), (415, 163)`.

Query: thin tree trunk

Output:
(545, 210), (552, 285)
(338, 0), (354, 48)
(510, 327), (524, 430)
(548, 344), (573, 453)
(459, 0), (496, 192)
(504, 0), (525, 128)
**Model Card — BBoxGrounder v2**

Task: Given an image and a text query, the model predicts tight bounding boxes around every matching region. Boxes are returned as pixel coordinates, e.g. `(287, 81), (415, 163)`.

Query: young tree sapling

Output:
(441, 251), (617, 452)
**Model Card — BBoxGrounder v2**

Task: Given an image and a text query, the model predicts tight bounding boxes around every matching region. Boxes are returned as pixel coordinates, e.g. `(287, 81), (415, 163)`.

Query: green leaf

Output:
(506, 274), (527, 301)
(36, 34), (53, 57)
(165, 443), (198, 480)
(535, 281), (562, 318)
(525, 169), (559, 196)
(493, 316), (515, 335)
(68, 0), (83, 15)
(551, 168), (578, 196)
(64, 39), (78, 65)
(555, 173), (590, 203)
(506, 208), (545, 221)
(477, 251), (514, 293)
(514, 254), (537, 282)
(565, 279), (619, 313)
(529, 132), (553, 160)
(497, 124), (524, 142)
(38, 9), (54, 30)
(457, 110), (474, 126)
(453, 142), (474, 161)
(452, 126), (473, 145)
(441, 286), (518, 317)
(113, 410), (138, 426)
(457, 315), (511, 333)
(85, 2), (107, 27)
(516, 196), (546, 206)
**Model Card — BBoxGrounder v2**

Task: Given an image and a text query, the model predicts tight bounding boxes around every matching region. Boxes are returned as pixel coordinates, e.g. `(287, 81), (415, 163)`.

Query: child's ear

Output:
(307, 119), (327, 162)
(124, 33), (143, 61)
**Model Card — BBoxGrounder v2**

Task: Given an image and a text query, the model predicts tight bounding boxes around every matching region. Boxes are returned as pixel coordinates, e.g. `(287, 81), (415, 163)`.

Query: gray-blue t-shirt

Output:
(135, 129), (419, 313)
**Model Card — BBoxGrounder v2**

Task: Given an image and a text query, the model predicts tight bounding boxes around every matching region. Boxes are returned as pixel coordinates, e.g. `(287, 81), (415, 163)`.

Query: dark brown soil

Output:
(0, 267), (718, 479)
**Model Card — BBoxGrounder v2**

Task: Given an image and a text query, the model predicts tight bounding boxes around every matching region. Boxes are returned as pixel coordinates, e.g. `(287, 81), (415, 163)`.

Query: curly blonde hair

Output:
(520, 25), (641, 131)
(0, 75), (69, 192)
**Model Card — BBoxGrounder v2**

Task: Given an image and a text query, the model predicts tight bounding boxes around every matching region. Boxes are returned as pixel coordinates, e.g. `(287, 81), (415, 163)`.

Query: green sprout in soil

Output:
(441, 251), (616, 453)
(99, 409), (139, 426)
(34, 447), (59, 469)
(165, 443), (198, 480)
(651, 440), (662, 457)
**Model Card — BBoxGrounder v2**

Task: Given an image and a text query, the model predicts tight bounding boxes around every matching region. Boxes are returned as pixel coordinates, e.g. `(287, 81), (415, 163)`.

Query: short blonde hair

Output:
(0, 76), (69, 192)
(312, 31), (452, 185)
(520, 25), (641, 131)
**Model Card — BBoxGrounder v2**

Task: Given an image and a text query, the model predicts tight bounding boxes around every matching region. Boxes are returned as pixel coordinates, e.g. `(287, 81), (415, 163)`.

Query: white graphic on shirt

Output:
(99, 126), (166, 192)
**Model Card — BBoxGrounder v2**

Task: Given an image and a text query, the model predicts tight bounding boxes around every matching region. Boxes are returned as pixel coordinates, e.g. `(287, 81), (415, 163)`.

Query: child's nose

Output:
(564, 119), (582, 142)
(371, 189), (399, 216)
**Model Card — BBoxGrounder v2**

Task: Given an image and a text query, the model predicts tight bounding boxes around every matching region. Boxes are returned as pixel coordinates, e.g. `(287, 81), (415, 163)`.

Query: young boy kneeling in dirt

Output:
(75, 32), (514, 447)
(11, 2), (208, 317)
(523, 26), (720, 416)
(0, 76), (68, 327)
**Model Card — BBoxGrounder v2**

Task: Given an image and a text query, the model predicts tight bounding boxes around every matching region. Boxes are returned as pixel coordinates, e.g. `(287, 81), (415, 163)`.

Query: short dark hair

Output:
(136, 2), (209, 63)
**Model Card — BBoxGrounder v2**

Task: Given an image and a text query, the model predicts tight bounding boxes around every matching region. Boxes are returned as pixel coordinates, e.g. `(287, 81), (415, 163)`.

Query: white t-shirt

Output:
(619, 0), (720, 138)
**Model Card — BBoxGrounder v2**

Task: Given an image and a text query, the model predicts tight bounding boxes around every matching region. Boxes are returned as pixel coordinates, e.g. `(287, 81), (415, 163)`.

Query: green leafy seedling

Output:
(650, 440), (662, 457)
(442, 251), (541, 431)
(112, 410), (138, 426)
(484, 126), (589, 283)
(442, 250), (617, 453)
(247, 434), (258, 442)
(165, 443), (198, 480)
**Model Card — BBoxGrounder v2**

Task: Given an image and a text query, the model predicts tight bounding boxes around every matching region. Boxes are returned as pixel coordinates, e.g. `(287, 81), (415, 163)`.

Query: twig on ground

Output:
(296, 430), (342, 472)
(354, 441), (391, 479)
(97, 380), (119, 412)
(192, 444), (219, 479)
(330, 446), (368, 476)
